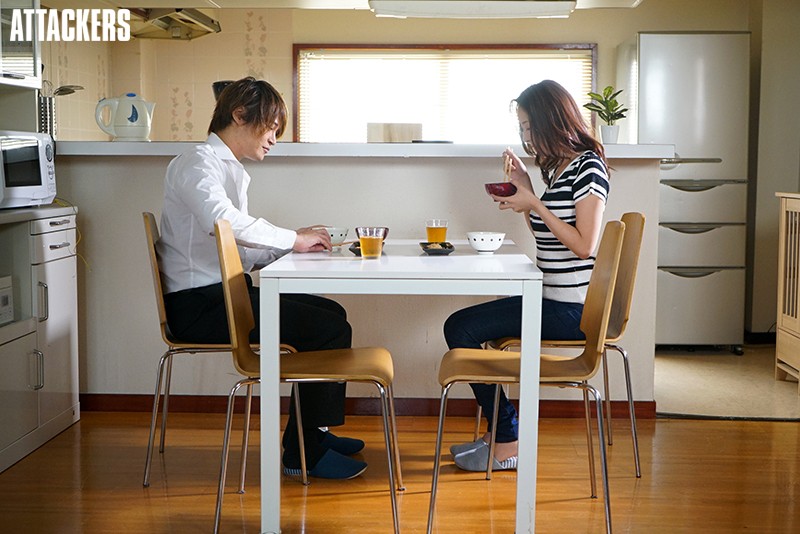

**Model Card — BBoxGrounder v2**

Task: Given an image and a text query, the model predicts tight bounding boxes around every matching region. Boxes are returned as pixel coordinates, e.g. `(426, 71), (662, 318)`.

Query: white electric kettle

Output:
(95, 93), (155, 141)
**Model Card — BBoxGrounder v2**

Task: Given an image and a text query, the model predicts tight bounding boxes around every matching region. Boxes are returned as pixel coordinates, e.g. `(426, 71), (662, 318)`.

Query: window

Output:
(295, 44), (595, 144)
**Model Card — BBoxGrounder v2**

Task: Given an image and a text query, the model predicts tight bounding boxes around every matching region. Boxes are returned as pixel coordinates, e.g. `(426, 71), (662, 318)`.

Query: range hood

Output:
(129, 8), (221, 40)
(368, 0), (577, 18)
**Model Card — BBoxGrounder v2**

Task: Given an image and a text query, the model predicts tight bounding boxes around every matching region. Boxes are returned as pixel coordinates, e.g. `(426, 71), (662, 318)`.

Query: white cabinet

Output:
(0, 207), (79, 473)
(0, 0), (42, 89)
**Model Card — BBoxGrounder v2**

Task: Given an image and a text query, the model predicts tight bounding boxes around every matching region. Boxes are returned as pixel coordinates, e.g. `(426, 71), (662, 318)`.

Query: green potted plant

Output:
(584, 85), (628, 144)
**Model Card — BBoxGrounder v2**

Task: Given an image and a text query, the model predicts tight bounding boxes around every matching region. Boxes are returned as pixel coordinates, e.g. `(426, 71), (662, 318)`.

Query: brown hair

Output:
(514, 80), (607, 184)
(208, 77), (287, 138)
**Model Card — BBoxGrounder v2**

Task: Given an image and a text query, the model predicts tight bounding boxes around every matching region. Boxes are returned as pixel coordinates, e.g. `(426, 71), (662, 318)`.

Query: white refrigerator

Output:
(616, 32), (750, 352)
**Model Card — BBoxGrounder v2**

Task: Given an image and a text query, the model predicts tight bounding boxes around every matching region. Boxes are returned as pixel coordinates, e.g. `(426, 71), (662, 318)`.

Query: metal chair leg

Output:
(608, 343), (641, 477)
(377, 384), (400, 533)
(427, 384), (452, 534)
(387, 384), (405, 491)
(581, 382), (612, 534)
(602, 347), (613, 445)
(143, 350), (171, 487)
(214, 377), (256, 534)
(485, 384), (502, 480)
(292, 384), (310, 486)
(237, 383), (253, 493)
(473, 404), (483, 441)
(159, 352), (175, 453)
(583, 386), (598, 498)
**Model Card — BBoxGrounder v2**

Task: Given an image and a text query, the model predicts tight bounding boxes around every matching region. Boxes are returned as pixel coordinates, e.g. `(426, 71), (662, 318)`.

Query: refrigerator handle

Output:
(661, 223), (723, 234)
(660, 268), (722, 279)
(660, 157), (723, 165)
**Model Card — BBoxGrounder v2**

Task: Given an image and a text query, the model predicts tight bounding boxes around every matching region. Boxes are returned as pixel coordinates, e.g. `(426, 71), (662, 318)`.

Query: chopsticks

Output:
(503, 154), (512, 182)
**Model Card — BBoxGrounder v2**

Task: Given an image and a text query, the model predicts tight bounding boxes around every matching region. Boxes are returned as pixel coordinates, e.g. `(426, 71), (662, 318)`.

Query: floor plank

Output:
(0, 412), (798, 533)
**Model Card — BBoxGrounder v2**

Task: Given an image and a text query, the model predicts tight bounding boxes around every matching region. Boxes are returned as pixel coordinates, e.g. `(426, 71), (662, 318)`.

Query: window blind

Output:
(296, 46), (595, 143)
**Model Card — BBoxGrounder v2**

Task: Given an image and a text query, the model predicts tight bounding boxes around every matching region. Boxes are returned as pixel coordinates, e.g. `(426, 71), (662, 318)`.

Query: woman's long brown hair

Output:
(514, 80), (607, 185)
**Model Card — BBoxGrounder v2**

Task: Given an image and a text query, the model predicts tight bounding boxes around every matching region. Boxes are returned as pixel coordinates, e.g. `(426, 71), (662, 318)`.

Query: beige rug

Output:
(654, 344), (800, 420)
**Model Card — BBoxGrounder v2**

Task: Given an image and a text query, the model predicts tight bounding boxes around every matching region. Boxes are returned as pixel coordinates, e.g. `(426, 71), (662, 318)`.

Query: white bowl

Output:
(467, 231), (505, 254)
(325, 227), (349, 246)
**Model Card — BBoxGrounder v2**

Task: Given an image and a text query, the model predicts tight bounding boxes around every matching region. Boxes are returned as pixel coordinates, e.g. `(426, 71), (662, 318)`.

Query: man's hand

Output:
(294, 227), (331, 252)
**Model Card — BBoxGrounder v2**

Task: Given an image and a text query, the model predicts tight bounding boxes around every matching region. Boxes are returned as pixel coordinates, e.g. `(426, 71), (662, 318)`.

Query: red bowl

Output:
(485, 182), (517, 197)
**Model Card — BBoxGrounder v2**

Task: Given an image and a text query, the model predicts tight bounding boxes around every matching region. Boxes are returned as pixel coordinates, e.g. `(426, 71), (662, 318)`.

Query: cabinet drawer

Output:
(30, 215), (76, 236)
(776, 327), (800, 374)
(30, 229), (77, 264)
(656, 267), (744, 345)
(660, 180), (746, 223)
(658, 223), (745, 266)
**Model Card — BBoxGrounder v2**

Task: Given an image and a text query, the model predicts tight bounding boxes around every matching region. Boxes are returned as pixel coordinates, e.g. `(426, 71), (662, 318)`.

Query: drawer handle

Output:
(29, 350), (44, 390)
(48, 219), (71, 227)
(660, 157), (723, 165)
(38, 281), (49, 322)
(49, 241), (71, 250)
(665, 183), (721, 193)
(661, 268), (721, 279)
(661, 223), (722, 234)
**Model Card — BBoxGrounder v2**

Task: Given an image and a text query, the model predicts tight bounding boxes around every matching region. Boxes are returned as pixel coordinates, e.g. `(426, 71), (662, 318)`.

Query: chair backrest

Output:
(606, 212), (645, 339)
(142, 212), (174, 345)
(578, 220), (625, 375)
(214, 218), (261, 377)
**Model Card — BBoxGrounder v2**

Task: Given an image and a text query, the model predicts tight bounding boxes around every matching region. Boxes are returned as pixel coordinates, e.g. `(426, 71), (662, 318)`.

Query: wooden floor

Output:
(0, 412), (799, 533)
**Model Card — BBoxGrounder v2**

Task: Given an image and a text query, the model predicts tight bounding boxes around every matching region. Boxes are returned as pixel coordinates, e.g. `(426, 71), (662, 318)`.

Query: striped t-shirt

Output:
(529, 151), (610, 304)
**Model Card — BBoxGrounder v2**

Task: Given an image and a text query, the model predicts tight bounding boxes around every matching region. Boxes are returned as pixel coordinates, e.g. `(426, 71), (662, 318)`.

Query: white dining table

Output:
(259, 239), (543, 533)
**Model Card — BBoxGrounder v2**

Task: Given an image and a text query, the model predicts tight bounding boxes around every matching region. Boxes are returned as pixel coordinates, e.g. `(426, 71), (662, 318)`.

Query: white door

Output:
(639, 33), (749, 181)
(33, 255), (79, 425)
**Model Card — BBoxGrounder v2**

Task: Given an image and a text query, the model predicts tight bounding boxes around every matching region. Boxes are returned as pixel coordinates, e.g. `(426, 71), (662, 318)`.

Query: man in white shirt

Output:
(158, 77), (367, 480)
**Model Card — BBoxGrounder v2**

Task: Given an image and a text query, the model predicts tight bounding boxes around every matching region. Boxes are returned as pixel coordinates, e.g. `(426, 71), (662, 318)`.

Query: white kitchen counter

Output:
(56, 140), (673, 159)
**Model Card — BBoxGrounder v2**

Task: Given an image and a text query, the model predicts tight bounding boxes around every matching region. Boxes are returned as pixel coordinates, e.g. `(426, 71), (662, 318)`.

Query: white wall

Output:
(748, 0), (800, 333)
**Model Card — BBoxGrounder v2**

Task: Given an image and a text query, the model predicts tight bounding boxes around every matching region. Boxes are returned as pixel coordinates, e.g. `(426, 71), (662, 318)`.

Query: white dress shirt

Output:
(157, 133), (297, 294)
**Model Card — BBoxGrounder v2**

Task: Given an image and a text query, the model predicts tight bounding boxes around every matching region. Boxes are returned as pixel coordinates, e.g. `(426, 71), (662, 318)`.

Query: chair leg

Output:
(214, 378), (256, 534)
(143, 350), (172, 487)
(376, 383), (400, 534)
(485, 384), (502, 480)
(387, 384), (405, 491)
(159, 353), (175, 454)
(427, 384), (452, 534)
(608, 343), (641, 478)
(581, 382), (612, 534)
(602, 347), (613, 446)
(293, 384), (310, 486)
(583, 387), (598, 498)
(473, 404), (483, 441)
(237, 383), (253, 493)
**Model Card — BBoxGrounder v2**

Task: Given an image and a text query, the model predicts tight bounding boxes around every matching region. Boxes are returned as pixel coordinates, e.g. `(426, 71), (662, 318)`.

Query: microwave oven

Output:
(0, 130), (56, 209)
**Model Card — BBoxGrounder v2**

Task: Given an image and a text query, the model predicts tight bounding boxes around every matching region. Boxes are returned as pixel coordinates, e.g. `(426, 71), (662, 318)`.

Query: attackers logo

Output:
(9, 9), (131, 42)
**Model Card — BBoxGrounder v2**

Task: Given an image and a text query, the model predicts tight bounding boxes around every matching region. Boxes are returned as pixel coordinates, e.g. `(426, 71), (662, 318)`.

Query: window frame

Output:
(292, 43), (598, 143)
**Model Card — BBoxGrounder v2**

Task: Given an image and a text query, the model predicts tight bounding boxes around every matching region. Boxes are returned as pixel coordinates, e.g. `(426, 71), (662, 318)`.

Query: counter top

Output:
(0, 204), (77, 225)
(55, 141), (674, 160)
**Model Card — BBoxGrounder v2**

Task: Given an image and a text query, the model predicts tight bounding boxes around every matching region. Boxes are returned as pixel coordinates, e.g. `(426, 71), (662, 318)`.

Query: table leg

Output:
(260, 278), (281, 534)
(516, 279), (542, 533)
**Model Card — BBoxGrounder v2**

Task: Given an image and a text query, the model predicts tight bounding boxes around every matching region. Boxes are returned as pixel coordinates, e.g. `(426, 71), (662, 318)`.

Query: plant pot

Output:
(600, 124), (619, 144)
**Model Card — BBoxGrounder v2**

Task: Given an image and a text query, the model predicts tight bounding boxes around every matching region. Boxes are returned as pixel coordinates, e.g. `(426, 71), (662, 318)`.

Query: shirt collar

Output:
(207, 133), (241, 165)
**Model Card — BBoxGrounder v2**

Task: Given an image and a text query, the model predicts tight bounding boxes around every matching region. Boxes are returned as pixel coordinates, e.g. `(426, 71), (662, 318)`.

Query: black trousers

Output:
(164, 274), (352, 466)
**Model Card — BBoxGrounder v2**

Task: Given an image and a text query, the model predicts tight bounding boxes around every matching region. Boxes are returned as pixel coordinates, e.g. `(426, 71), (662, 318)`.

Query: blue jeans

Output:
(443, 296), (584, 443)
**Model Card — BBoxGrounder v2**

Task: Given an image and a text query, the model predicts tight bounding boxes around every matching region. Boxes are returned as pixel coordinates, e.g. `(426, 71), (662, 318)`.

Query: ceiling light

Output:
(368, 0), (577, 19)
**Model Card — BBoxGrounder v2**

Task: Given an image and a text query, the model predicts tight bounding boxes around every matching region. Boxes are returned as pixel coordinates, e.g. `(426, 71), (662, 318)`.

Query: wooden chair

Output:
(427, 220), (625, 534)
(477, 212), (645, 479)
(141, 212), (294, 493)
(213, 218), (403, 534)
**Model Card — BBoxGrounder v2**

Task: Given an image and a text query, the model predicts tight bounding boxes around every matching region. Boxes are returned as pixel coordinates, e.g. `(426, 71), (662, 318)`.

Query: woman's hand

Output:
(492, 148), (538, 213)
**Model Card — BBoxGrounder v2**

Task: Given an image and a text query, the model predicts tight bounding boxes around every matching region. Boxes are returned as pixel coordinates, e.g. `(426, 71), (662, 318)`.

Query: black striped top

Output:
(529, 151), (610, 303)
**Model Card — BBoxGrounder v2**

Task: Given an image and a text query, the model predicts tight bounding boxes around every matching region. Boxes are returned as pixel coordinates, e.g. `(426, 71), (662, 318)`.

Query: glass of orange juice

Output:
(356, 226), (388, 259)
(426, 219), (448, 242)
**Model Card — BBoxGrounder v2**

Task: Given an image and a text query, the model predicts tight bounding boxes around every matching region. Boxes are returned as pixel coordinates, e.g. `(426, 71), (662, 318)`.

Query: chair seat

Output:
(280, 347), (394, 386)
(438, 348), (520, 386)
